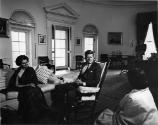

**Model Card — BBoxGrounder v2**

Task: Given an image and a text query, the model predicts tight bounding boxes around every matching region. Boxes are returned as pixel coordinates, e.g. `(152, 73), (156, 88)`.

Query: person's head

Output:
(127, 67), (148, 90)
(15, 55), (29, 68)
(85, 50), (95, 64)
(135, 43), (147, 59)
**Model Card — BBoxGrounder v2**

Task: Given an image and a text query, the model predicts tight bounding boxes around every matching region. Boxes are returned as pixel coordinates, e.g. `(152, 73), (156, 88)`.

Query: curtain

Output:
(151, 12), (158, 48)
(136, 11), (158, 49)
(136, 13), (150, 45)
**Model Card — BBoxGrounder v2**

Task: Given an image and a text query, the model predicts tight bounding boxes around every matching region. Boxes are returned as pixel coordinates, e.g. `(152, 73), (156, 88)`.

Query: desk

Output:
(101, 55), (134, 69)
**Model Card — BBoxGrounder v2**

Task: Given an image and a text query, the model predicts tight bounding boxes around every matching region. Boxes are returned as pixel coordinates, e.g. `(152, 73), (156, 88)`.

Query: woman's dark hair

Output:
(15, 55), (29, 66)
(127, 67), (148, 89)
(85, 50), (94, 58)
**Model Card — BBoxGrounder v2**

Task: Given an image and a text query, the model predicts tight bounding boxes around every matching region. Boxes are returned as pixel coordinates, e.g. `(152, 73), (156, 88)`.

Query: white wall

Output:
(0, 0), (47, 66)
(44, 0), (156, 68)
(0, 0), (157, 68)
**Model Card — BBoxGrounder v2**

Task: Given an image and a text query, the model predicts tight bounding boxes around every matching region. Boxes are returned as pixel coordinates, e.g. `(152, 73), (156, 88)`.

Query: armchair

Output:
(74, 60), (110, 122)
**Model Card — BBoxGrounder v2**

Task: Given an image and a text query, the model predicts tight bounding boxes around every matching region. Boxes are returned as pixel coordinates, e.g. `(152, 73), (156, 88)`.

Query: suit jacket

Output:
(7, 66), (38, 91)
(78, 61), (102, 87)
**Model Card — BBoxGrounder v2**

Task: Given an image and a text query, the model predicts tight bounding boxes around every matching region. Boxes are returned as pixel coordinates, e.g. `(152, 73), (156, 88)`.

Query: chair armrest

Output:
(78, 86), (100, 94)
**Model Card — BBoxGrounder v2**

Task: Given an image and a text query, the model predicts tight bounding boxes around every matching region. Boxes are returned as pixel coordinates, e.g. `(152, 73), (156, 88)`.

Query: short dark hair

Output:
(15, 55), (29, 66)
(85, 50), (94, 58)
(127, 68), (148, 89)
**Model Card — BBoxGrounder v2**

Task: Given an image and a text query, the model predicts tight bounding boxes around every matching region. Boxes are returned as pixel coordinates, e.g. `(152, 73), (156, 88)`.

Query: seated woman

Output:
(7, 55), (51, 123)
(94, 67), (158, 125)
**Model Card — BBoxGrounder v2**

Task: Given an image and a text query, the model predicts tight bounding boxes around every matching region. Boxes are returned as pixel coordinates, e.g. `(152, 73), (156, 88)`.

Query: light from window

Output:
(143, 22), (157, 60)
(84, 37), (94, 52)
(52, 29), (67, 67)
(11, 31), (26, 67)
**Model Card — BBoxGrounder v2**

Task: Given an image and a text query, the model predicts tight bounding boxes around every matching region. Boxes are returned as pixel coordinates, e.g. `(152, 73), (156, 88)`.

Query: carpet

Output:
(95, 71), (132, 114)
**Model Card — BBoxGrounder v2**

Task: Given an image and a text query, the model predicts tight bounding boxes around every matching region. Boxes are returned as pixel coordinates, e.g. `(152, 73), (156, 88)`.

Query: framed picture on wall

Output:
(75, 38), (81, 46)
(0, 18), (9, 38)
(38, 34), (46, 45)
(108, 32), (122, 45)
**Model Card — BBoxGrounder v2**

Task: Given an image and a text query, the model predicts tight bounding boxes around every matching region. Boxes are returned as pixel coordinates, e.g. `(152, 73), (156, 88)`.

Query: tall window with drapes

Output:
(136, 11), (158, 48)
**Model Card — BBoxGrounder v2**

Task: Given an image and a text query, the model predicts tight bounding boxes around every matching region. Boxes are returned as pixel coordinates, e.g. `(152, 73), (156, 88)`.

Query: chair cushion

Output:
(6, 91), (18, 100)
(48, 73), (63, 85)
(0, 93), (6, 103)
(78, 86), (100, 93)
(35, 66), (53, 84)
(81, 95), (96, 101)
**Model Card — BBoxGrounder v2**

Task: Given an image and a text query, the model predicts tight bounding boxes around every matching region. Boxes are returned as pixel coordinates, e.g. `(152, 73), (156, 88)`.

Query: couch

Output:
(0, 66), (79, 111)
(0, 66), (61, 110)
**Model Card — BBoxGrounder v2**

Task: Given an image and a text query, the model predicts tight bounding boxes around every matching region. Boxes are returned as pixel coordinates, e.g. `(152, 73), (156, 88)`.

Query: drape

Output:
(151, 12), (158, 48)
(136, 11), (158, 49)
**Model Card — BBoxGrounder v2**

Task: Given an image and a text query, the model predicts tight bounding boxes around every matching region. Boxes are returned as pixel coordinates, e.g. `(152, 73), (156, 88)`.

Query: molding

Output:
(44, 3), (80, 19)
(46, 14), (78, 25)
(71, 0), (157, 7)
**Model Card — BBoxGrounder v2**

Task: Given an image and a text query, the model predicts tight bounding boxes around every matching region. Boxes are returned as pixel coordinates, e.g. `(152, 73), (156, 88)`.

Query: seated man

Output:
(94, 67), (158, 125)
(52, 50), (102, 122)
(75, 50), (102, 87)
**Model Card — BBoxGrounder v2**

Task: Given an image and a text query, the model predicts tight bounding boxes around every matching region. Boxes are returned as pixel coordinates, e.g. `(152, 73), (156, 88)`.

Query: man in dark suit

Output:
(52, 50), (102, 123)
(77, 50), (102, 87)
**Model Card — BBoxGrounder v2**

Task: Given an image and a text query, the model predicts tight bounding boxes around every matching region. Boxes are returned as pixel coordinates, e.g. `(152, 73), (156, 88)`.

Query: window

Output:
(83, 24), (98, 60)
(52, 26), (70, 68)
(10, 10), (35, 68)
(143, 22), (157, 60)
(11, 31), (28, 68)
(84, 37), (94, 52)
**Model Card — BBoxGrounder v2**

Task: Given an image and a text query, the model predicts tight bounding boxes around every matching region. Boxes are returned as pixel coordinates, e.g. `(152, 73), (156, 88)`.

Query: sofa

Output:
(0, 66), (62, 110)
(0, 66), (79, 111)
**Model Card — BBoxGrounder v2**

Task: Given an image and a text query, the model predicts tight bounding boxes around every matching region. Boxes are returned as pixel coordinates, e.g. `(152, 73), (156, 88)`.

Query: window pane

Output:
(85, 37), (94, 51)
(20, 51), (26, 55)
(55, 30), (66, 39)
(52, 39), (54, 51)
(56, 58), (65, 67)
(56, 40), (65, 48)
(12, 52), (20, 67)
(11, 31), (18, 41)
(19, 42), (26, 52)
(55, 49), (65, 57)
(12, 42), (19, 51)
(19, 32), (25, 42)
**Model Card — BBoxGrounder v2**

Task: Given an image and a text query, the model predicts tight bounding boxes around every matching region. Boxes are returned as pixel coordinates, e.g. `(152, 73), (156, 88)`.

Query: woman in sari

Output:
(7, 55), (50, 123)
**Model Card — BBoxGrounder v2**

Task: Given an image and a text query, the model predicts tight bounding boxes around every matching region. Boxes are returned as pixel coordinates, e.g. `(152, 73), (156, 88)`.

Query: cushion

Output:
(78, 86), (100, 93)
(0, 93), (6, 103)
(35, 66), (53, 84)
(48, 73), (63, 85)
(5, 69), (15, 87)
(6, 91), (18, 100)
(0, 77), (6, 90)
(61, 71), (79, 83)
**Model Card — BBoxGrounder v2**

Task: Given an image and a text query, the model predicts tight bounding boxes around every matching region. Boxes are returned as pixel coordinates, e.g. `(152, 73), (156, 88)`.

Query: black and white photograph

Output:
(0, 0), (158, 125)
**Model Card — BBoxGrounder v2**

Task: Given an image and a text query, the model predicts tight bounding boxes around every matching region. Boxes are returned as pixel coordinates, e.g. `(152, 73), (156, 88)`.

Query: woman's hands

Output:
(16, 83), (36, 88)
